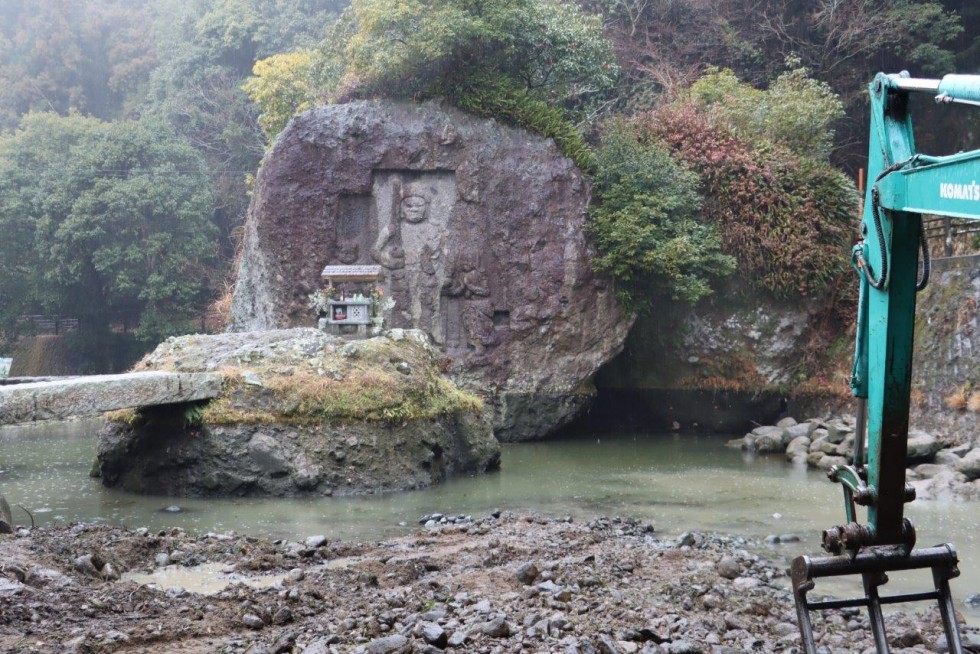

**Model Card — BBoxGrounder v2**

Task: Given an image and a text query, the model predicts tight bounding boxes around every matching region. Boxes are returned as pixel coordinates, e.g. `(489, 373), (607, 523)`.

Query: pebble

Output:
(716, 556), (741, 580)
(366, 634), (407, 653)
(305, 535), (327, 549)
(241, 613), (265, 629)
(8, 512), (978, 653)
(272, 607), (293, 625)
(516, 561), (539, 585)
(595, 634), (624, 653)
(154, 553), (171, 567)
(101, 562), (120, 581)
(446, 629), (469, 647)
(163, 505), (182, 513)
(73, 554), (100, 578)
(478, 615), (512, 637)
(420, 621), (447, 647)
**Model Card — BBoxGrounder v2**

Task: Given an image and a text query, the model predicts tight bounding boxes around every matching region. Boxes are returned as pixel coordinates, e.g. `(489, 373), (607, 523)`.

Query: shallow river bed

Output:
(2, 417), (978, 624)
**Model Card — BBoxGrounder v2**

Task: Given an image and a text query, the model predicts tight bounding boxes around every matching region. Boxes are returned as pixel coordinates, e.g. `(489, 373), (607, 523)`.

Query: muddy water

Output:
(1, 418), (978, 623)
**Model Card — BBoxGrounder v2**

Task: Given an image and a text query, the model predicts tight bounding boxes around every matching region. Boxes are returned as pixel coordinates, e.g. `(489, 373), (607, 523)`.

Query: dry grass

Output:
(205, 282), (235, 332)
(793, 373), (853, 401)
(968, 392), (980, 413)
(944, 385), (969, 411)
(198, 359), (482, 427)
(108, 333), (483, 427)
(104, 408), (140, 425)
(683, 351), (770, 393)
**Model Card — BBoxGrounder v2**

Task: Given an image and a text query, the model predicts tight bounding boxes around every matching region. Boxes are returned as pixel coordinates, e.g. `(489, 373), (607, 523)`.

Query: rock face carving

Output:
(229, 101), (632, 440)
(370, 171), (456, 343)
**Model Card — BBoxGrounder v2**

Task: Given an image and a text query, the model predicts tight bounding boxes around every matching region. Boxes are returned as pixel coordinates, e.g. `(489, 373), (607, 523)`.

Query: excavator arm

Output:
(793, 72), (980, 654)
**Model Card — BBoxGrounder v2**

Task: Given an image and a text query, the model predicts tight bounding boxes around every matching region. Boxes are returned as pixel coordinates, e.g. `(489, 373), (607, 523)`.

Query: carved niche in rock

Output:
(368, 171), (456, 344)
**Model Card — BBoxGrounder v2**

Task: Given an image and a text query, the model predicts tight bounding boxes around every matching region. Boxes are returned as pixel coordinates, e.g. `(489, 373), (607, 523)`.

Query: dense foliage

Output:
(0, 0), (344, 359)
(0, 113), (217, 343)
(241, 50), (315, 140)
(689, 65), (844, 162)
(332, 0), (616, 103)
(589, 124), (734, 308)
(0, 0), (158, 130)
(597, 0), (963, 98)
(245, 0), (616, 165)
(640, 103), (858, 298)
(596, 0), (975, 165)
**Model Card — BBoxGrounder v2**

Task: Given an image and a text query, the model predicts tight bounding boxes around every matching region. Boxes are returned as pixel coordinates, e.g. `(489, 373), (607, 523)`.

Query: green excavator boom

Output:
(794, 71), (980, 654)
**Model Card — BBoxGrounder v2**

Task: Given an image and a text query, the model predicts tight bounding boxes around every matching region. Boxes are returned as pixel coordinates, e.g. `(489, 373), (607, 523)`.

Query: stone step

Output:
(0, 372), (223, 425)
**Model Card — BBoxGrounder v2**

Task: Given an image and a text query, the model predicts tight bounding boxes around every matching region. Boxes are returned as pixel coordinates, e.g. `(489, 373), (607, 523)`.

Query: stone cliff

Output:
(229, 101), (631, 441)
(588, 287), (818, 432)
(591, 260), (980, 437)
(912, 257), (980, 441)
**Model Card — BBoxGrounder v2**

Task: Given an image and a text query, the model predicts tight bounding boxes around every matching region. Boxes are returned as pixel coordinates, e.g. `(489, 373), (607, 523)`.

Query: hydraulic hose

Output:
(862, 158), (931, 292)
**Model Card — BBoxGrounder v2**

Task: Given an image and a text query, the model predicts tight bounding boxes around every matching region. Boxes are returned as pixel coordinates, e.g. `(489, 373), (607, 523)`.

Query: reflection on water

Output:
(1, 418), (977, 623)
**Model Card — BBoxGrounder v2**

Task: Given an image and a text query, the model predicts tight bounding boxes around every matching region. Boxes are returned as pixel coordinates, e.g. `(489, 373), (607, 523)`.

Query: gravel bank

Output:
(2, 513), (978, 653)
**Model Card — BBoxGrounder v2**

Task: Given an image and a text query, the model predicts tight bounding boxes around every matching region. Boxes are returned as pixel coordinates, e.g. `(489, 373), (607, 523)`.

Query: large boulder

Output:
(229, 101), (631, 441)
(96, 329), (501, 497)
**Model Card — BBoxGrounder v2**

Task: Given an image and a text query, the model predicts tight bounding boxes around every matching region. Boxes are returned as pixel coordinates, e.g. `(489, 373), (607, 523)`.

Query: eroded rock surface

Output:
(912, 260), (980, 441)
(229, 101), (631, 440)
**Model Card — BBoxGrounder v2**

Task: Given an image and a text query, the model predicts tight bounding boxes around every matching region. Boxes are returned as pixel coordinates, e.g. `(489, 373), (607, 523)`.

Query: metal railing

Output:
(923, 216), (980, 257)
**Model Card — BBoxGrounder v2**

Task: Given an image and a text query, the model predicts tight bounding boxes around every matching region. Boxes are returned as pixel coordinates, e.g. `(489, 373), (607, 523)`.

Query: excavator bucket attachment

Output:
(791, 545), (964, 653)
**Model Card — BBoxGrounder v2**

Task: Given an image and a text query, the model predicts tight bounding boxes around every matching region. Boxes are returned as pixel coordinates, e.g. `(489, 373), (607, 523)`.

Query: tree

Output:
(588, 123), (735, 309)
(192, 0), (344, 75)
(756, 0), (961, 93)
(689, 64), (844, 162)
(640, 101), (858, 298)
(0, 0), (159, 131)
(0, 112), (218, 343)
(596, 0), (960, 100)
(335, 0), (616, 104)
(242, 50), (316, 141)
(145, 63), (266, 254)
(144, 0), (344, 245)
(245, 0), (617, 163)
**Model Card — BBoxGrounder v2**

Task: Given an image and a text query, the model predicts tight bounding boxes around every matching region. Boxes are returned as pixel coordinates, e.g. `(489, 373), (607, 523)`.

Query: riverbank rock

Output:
(735, 413), (980, 500)
(591, 288), (819, 432)
(227, 100), (631, 441)
(95, 329), (500, 497)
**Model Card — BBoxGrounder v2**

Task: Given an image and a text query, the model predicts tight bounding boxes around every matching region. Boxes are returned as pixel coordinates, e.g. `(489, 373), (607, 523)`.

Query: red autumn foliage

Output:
(634, 103), (858, 298)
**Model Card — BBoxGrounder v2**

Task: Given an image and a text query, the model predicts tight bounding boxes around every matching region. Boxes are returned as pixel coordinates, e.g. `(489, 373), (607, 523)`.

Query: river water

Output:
(1, 417), (978, 623)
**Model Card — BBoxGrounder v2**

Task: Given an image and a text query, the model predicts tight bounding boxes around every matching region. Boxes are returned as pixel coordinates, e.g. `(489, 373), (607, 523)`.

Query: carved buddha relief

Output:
(369, 171), (456, 343)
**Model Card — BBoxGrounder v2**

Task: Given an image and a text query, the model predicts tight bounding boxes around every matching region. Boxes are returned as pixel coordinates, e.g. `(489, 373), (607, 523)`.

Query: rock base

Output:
(96, 413), (499, 497)
(94, 328), (501, 497)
